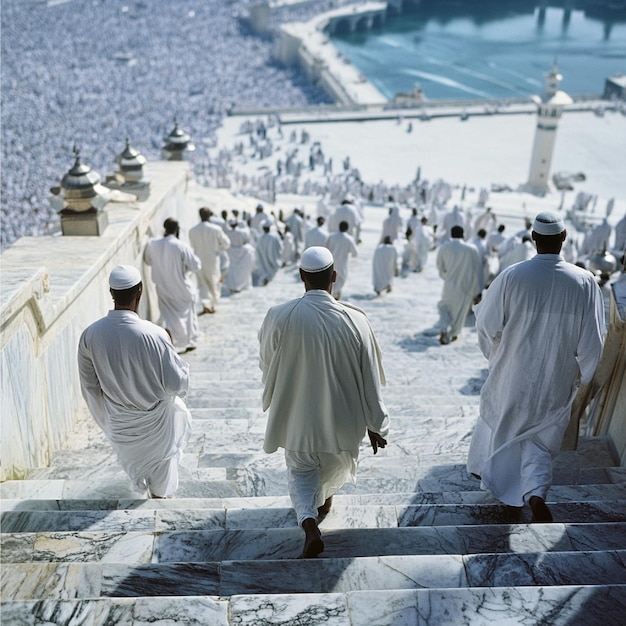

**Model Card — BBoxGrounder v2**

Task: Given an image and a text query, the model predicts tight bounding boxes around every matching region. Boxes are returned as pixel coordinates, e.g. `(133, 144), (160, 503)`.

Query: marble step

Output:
(3, 498), (625, 536)
(3, 483), (626, 514)
(3, 521), (625, 565)
(4, 463), (624, 502)
(19, 438), (618, 488)
(185, 391), (482, 412)
(3, 584), (626, 626)
(3, 550), (626, 600)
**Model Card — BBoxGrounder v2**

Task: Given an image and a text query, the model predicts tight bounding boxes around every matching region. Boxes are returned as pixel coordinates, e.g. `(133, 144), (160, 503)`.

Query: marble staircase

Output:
(2, 204), (626, 624)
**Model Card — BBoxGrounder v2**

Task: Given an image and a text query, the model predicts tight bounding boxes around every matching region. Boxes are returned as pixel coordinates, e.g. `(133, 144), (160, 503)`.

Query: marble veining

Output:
(1, 563), (102, 601)
(464, 549), (626, 587)
(100, 563), (220, 597)
(1, 509), (156, 533)
(229, 593), (349, 626)
(31, 531), (154, 564)
(0, 596), (230, 626)
(414, 585), (626, 626)
(219, 555), (467, 595)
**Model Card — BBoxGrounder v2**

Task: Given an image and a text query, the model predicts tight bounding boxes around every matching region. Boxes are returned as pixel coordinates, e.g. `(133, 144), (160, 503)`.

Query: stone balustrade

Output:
(0, 162), (190, 481)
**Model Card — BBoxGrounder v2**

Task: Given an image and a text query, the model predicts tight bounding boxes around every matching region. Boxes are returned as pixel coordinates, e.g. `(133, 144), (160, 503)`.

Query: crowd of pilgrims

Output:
(0, 0), (340, 250)
(183, 195), (626, 304)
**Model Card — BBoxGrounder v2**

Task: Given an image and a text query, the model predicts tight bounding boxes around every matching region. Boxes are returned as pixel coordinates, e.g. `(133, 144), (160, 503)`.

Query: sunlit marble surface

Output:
(219, 555), (468, 595)
(2, 586), (625, 625)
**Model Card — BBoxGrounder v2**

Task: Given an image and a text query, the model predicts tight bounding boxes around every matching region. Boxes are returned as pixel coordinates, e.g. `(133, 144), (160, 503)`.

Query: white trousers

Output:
(285, 450), (356, 526)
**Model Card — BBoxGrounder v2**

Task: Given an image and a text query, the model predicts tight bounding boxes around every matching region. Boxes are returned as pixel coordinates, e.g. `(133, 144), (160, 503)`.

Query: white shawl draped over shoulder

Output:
(259, 290), (388, 458)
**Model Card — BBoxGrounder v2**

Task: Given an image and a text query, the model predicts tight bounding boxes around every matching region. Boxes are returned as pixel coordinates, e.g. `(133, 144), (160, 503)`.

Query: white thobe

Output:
(326, 231), (358, 298)
(189, 221), (231, 310)
(381, 208), (403, 242)
(78, 310), (192, 496)
(499, 239), (536, 272)
(143, 235), (201, 349)
(436, 239), (483, 338)
(470, 236), (490, 286)
(251, 211), (275, 233)
(467, 255), (604, 506)
(304, 226), (329, 250)
(281, 231), (296, 265)
(328, 203), (360, 237)
(373, 242), (397, 293)
(285, 212), (305, 253)
(411, 223), (433, 272)
(225, 228), (255, 292)
(259, 290), (389, 524)
(256, 231), (283, 283)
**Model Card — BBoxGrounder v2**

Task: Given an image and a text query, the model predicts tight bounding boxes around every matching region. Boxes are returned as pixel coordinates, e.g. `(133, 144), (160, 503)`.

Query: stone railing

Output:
(567, 283), (626, 464)
(0, 161), (190, 481)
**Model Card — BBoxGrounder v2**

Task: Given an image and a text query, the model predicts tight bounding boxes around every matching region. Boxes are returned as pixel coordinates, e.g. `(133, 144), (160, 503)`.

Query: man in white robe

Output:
(284, 208), (305, 258)
(259, 247), (389, 557)
(78, 265), (191, 498)
(436, 225), (483, 345)
(409, 216), (434, 273)
(498, 235), (536, 272)
(380, 205), (403, 243)
(304, 216), (329, 250)
(470, 228), (490, 282)
(224, 220), (255, 293)
(281, 225), (296, 266)
(189, 207), (231, 315)
(373, 236), (398, 295)
(255, 222), (283, 285)
(326, 221), (358, 300)
(251, 203), (275, 234)
(143, 218), (201, 353)
(328, 198), (360, 238)
(467, 212), (604, 521)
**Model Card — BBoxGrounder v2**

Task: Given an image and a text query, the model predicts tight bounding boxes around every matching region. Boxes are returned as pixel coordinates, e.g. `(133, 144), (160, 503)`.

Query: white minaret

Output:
(526, 62), (573, 195)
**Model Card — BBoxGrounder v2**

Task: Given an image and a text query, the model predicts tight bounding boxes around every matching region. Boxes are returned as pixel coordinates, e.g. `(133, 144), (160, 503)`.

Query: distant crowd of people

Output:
(138, 190), (626, 358)
(0, 0), (335, 250)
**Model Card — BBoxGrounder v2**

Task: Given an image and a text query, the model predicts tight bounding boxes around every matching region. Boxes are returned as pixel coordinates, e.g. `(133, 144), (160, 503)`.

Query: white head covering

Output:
(533, 212), (565, 235)
(109, 265), (142, 290)
(300, 246), (334, 273)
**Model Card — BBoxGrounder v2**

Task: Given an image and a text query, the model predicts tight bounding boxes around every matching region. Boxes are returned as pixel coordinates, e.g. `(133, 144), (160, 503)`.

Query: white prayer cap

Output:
(533, 212), (565, 236)
(300, 246), (334, 273)
(109, 265), (142, 290)
(262, 220), (272, 229)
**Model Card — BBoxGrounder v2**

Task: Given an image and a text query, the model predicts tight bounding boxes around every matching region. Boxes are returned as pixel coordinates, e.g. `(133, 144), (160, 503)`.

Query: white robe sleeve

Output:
(77, 331), (107, 431)
(576, 279), (605, 385)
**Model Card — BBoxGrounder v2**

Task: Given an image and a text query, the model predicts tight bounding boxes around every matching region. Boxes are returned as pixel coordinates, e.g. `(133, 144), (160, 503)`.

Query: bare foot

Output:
(300, 518), (324, 558)
(529, 496), (553, 522)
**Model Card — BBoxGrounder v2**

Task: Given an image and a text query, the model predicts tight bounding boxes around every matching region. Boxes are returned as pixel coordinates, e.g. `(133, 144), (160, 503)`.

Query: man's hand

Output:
(368, 429), (387, 455)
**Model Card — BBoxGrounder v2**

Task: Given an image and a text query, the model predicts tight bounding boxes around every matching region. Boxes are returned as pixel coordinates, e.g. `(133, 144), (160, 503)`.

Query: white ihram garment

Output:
(304, 226), (329, 250)
(372, 242), (397, 293)
(78, 310), (191, 496)
(189, 221), (231, 310)
(143, 234), (201, 348)
(225, 228), (255, 292)
(467, 255), (604, 506)
(326, 231), (358, 297)
(256, 231), (283, 282)
(436, 238), (483, 338)
(259, 290), (389, 525)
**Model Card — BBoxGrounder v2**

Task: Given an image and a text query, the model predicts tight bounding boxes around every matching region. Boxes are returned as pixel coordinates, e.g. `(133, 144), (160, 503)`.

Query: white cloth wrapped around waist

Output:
(105, 395), (191, 490)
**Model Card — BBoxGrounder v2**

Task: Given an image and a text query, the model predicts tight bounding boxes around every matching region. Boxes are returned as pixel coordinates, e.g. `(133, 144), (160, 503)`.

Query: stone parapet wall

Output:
(0, 162), (190, 481)
(593, 287), (626, 465)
